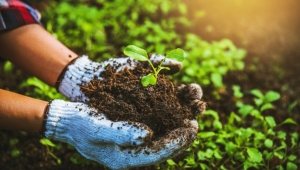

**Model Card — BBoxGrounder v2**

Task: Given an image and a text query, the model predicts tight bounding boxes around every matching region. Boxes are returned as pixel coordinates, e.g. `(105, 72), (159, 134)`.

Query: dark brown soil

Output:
(81, 63), (205, 139)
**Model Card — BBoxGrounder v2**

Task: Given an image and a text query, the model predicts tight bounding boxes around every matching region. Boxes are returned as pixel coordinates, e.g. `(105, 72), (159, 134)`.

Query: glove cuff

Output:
(44, 100), (83, 143)
(56, 55), (104, 101)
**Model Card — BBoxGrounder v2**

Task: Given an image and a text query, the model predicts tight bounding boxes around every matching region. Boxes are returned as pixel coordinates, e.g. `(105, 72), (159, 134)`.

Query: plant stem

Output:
(147, 58), (157, 78)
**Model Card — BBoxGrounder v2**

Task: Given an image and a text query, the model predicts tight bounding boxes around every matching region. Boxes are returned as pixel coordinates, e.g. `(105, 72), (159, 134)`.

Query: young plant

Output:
(123, 45), (185, 86)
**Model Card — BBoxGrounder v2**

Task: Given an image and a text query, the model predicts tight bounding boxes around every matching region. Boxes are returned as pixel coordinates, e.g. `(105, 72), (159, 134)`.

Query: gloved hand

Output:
(44, 99), (199, 170)
(56, 54), (182, 102)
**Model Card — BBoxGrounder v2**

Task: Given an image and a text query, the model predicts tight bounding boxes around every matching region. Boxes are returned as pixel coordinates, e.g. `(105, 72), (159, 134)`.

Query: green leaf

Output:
(123, 45), (148, 61)
(213, 120), (223, 130)
(260, 103), (274, 112)
(166, 48), (185, 61)
(214, 150), (223, 159)
(211, 72), (223, 87)
(287, 162), (298, 170)
(40, 138), (56, 147)
(288, 155), (297, 161)
(197, 151), (206, 160)
(232, 85), (243, 98)
(250, 89), (264, 99)
(264, 91), (280, 103)
(247, 147), (262, 162)
(277, 131), (286, 140)
(281, 118), (298, 125)
(238, 105), (254, 117)
(264, 139), (273, 148)
(254, 98), (263, 107)
(265, 116), (276, 128)
(198, 132), (215, 138)
(204, 110), (219, 120)
(141, 73), (156, 86)
(166, 159), (177, 166)
(3, 61), (14, 73)
(225, 142), (237, 154)
(11, 148), (20, 157)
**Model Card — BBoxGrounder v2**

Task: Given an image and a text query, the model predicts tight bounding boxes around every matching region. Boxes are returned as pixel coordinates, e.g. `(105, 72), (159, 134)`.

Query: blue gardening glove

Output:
(56, 55), (182, 102)
(44, 100), (199, 170)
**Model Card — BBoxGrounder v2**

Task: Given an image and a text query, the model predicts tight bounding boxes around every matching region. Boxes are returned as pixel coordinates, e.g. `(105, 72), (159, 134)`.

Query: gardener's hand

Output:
(44, 100), (198, 170)
(56, 55), (182, 101)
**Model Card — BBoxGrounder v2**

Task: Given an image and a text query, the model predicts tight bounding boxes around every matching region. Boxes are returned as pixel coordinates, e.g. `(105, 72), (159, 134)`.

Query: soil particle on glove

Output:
(81, 63), (205, 139)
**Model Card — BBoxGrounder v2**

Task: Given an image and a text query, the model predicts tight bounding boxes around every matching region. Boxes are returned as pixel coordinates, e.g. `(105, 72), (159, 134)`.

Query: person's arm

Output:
(0, 89), (47, 132)
(0, 24), (77, 86)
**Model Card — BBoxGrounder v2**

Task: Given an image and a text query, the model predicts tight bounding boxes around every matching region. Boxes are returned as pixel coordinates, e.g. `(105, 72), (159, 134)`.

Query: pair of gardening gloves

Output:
(44, 54), (203, 170)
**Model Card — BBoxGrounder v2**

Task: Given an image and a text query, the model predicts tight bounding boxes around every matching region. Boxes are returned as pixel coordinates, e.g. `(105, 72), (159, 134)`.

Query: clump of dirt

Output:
(81, 63), (205, 139)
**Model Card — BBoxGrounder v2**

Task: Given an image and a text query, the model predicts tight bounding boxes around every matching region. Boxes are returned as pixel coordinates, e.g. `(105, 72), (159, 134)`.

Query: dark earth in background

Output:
(1, 0), (300, 169)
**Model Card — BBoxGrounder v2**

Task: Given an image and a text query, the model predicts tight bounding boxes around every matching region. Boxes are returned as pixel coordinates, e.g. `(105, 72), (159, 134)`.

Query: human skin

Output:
(0, 89), (47, 132)
(0, 24), (77, 86)
(0, 24), (77, 131)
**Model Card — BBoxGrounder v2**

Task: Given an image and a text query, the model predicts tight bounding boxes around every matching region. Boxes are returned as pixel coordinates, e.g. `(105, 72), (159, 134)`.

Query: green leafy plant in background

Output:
(124, 45), (185, 86)
(40, 138), (62, 164)
(160, 88), (299, 170)
(42, 0), (189, 61)
(176, 34), (246, 89)
(19, 77), (65, 101)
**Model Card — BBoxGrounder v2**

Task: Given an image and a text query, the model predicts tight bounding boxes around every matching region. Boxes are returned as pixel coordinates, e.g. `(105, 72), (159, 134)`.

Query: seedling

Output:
(123, 45), (185, 86)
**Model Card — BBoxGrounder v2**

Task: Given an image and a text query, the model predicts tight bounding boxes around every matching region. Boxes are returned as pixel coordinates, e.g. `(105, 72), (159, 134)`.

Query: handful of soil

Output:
(81, 64), (206, 139)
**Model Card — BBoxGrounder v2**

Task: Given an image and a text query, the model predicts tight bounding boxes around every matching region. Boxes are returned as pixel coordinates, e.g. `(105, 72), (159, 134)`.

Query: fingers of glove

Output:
(74, 119), (197, 170)
(90, 117), (153, 146)
(177, 83), (206, 116)
(103, 121), (198, 169)
(102, 57), (139, 72)
(178, 83), (203, 100)
(149, 54), (182, 74)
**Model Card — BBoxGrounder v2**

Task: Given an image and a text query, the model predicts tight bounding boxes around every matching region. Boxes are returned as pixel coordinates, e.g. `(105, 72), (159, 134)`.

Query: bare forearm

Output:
(0, 24), (77, 86)
(0, 89), (48, 132)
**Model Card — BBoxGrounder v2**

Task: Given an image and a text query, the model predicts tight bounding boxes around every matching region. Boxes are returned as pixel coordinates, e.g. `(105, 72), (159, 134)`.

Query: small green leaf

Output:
(40, 138), (56, 147)
(264, 91), (280, 103)
(211, 73), (223, 87)
(281, 118), (297, 125)
(265, 116), (276, 128)
(198, 132), (215, 138)
(277, 131), (286, 140)
(3, 61), (14, 73)
(57, 158), (62, 164)
(141, 73), (156, 86)
(213, 120), (223, 130)
(260, 103), (274, 112)
(288, 155), (297, 161)
(166, 48), (185, 61)
(264, 139), (273, 148)
(11, 148), (20, 157)
(123, 45), (148, 61)
(250, 89), (264, 99)
(238, 105), (254, 117)
(232, 85), (243, 98)
(166, 159), (177, 166)
(214, 151), (223, 159)
(247, 147), (262, 162)
(287, 162), (297, 170)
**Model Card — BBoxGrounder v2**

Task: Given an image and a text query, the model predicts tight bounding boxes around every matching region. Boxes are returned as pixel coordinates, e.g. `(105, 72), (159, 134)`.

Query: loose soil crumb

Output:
(81, 63), (205, 139)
